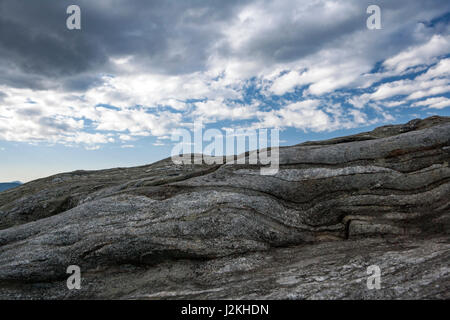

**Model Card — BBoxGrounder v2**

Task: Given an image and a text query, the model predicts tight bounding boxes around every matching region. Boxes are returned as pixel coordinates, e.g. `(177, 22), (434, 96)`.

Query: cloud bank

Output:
(0, 0), (449, 149)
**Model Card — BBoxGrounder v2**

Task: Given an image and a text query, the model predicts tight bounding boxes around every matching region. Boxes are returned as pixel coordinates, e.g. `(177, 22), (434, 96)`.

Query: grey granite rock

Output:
(0, 116), (449, 299)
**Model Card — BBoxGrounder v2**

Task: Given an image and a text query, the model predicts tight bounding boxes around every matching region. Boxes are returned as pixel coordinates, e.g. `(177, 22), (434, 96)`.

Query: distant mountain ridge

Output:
(0, 182), (22, 192)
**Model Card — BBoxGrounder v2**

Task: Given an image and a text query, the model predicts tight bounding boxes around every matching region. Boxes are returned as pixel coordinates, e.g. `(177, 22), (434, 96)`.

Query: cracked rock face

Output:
(0, 116), (449, 299)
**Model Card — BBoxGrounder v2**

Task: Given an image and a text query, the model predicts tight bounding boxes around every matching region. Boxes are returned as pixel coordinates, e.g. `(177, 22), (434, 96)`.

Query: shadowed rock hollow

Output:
(0, 116), (449, 299)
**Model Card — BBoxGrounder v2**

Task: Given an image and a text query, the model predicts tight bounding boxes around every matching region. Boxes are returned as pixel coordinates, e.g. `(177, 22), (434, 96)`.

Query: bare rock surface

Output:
(0, 116), (449, 299)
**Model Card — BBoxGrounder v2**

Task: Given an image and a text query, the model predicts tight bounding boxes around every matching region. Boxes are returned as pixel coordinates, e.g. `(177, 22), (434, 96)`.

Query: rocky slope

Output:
(0, 116), (449, 299)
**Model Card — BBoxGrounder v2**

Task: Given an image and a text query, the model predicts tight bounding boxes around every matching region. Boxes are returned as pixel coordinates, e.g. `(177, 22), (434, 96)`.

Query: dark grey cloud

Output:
(220, 0), (450, 65)
(0, 90), (6, 103)
(16, 107), (42, 117)
(38, 117), (75, 132)
(0, 1), (106, 77)
(62, 74), (105, 91)
(0, 0), (251, 90)
(0, 0), (449, 92)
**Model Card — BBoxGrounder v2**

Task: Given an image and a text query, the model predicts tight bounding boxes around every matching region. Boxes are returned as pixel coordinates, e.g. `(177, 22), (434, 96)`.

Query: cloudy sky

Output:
(0, 0), (449, 182)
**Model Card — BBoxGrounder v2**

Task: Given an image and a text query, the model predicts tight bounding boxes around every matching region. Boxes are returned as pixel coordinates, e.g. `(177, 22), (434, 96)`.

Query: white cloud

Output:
(416, 58), (450, 80)
(384, 100), (406, 108)
(119, 134), (134, 142)
(94, 107), (181, 137)
(369, 78), (448, 101)
(255, 100), (326, 131)
(413, 97), (450, 109)
(383, 35), (450, 73)
(255, 98), (375, 132)
(269, 71), (304, 95)
(265, 53), (372, 97)
(348, 95), (371, 109)
(193, 99), (257, 122)
(85, 145), (101, 151)
(406, 85), (450, 100)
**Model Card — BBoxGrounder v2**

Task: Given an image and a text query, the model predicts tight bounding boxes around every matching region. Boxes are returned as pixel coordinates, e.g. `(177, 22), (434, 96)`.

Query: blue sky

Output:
(0, 0), (449, 182)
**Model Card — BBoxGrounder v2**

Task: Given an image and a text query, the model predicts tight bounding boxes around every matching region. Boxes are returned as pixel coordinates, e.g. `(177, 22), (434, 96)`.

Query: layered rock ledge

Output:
(0, 116), (449, 299)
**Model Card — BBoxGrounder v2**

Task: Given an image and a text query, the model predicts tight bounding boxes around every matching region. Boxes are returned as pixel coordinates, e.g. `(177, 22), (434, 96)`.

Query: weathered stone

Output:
(0, 116), (449, 299)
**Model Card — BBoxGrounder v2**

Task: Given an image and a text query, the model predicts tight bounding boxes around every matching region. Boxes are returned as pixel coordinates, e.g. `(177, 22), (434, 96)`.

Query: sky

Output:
(0, 0), (449, 182)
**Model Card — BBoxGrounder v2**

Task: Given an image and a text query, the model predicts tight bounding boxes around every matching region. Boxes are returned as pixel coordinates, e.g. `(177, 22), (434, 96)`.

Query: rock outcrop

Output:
(0, 116), (449, 299)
